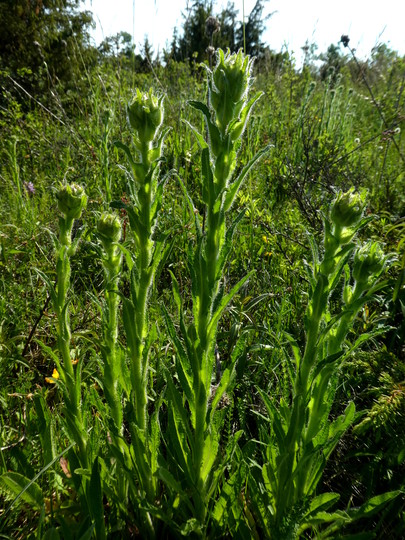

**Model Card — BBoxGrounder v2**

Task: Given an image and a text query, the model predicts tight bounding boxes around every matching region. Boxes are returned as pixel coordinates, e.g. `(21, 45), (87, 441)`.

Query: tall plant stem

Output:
(53, 183), (88, 468)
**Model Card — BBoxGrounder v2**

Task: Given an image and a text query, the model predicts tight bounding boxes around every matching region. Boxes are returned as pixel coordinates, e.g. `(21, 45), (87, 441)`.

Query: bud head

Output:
(210, 49), (252, 132)
(330, 189), (366, 230)
(353, 241), (387, 285)
(56, 183), (87, 220)
(212, 49), (251, 104)
(127, 88), (164, 143)
(97, 212), (121, 249)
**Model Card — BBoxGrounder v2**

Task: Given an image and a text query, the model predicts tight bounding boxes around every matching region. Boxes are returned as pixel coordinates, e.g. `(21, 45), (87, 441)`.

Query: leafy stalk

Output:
(115, 89), (169, 512)
(249, 189), (393, 538)
(53, 183), (88, 468)
(163, 49), (268, 532)
(97, 212), (123, 433)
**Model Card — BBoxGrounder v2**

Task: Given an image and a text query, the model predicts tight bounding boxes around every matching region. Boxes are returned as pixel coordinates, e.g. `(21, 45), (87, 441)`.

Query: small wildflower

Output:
(24, 181), (35, 196)
(262, 235), (268, 243)
(45, 368), (60, 384)
(206, 45), (216, 58)
(354, 137), (361, 145)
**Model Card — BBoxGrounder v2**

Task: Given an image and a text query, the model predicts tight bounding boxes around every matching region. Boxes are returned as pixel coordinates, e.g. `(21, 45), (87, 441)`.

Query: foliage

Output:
(167, 0), (272, 64)
(0, 19), (405, 540)
(0, 0), (95, 107)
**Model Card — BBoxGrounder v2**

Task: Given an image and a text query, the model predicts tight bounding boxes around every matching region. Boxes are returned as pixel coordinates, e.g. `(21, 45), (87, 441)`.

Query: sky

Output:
(82, 0), (405, 66)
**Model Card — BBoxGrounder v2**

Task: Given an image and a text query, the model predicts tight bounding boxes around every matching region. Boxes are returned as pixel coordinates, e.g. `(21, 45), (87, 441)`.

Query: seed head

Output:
(205, 16), (220, 39)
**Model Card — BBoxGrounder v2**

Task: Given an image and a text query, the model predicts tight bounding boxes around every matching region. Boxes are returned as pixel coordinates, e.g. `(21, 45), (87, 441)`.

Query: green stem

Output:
(56, 216), (87, 467)
(103, 247), (122, 430)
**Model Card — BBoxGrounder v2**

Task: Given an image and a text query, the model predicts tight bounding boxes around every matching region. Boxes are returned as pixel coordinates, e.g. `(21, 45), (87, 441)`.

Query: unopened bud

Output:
(211, 49), (252, 132)
(330, 189), (365, 231)
(56, 183), (87, 220)
(127, 88), (164, 143)
(97, 212), (121, 250)
(353, 242), (386, 286)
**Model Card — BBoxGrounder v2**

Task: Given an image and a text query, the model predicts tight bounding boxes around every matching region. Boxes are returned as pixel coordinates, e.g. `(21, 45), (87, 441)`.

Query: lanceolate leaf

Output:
(0, 472), (44, 511)
(223, 145), (271, 212)
(207, 272), (253, 342)
(88, 458), (106, 540)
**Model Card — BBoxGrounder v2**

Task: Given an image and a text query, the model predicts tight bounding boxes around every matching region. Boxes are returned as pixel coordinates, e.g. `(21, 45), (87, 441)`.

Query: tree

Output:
(319, 43), (347, 83)
(0, 0), (94, 103)
(235, 0), (272, 57)
(169, 0), (271, 64)
(177, 0), (214, 63)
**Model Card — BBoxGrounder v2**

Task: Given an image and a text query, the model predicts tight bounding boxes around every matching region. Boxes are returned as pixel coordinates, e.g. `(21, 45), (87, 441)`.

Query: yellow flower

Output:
(45, 368), (60, 384)
(262, 235), (268, 244)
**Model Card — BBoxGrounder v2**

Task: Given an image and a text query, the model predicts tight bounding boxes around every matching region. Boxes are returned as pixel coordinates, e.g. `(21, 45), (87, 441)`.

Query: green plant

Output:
(244, 189), (399, 538)
(160, 48), (269, 535)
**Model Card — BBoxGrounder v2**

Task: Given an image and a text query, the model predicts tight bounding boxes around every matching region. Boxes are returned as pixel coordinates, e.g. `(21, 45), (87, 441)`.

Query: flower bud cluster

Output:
(127, 88), (164, 146)
(329, 188), (366, 244)
(353, 241), (387, 286)
(97, 212), (121, 253)
(56, 183), (87, 220)
(210, 49), (253, 135)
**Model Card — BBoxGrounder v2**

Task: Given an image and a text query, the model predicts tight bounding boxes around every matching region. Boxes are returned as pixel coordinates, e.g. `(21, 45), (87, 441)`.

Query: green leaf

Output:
(176, 173), (202, 240)
(42, 528), (61, 540)
(201, 431), (219, 483)
(208, 364), (234, 420)
(216, 210), (246, 279)
(114, 140), (137, 175)
(223, 145), (271, 212)
(156, 466), (182, 494)
(33, 394), (56, 466)
(0, 471), (44, 510)
(161, 303), (194, 409)
(183, 119), (208, 150)
(34, 268), (58, 311)
(122, 298), (137, 353)
(351, 490), (401, 519)
(116, 242), (135, 271)
(340, 325), (392, 362)
(284, 332), (302, 369)
(34, 339), (63, 375)
(165, 375), (194, 479)
(88, 457), (106, 540)
(208, 272), (254, 343)
(188, 100), (222, 157)
(307, 492), (340, 517)
(201, 146), (213, 200)
(257, 389), (287, 452)
(328, 401), (356, 443)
